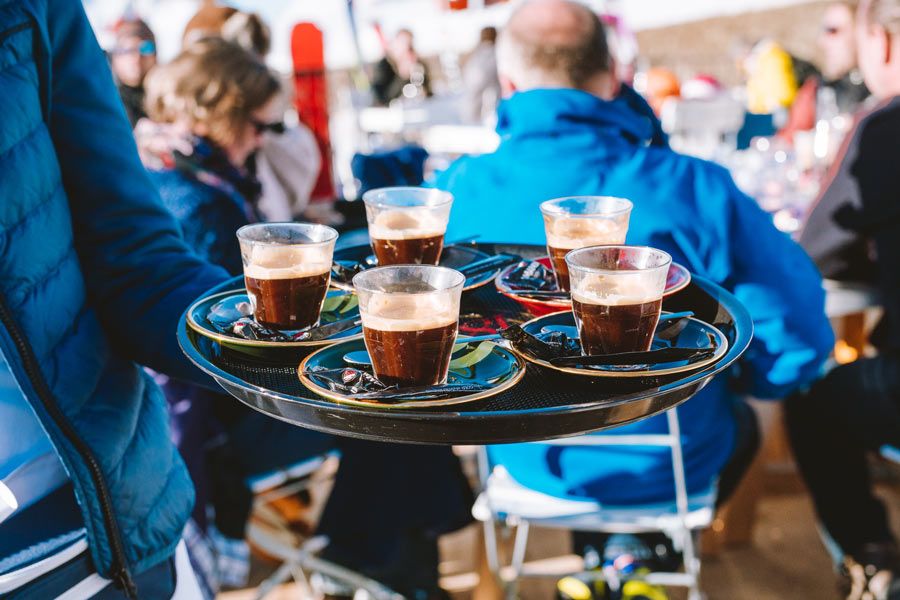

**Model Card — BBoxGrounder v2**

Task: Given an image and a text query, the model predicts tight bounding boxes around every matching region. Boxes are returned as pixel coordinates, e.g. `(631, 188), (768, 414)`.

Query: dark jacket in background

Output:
(801, 97), (900, 350)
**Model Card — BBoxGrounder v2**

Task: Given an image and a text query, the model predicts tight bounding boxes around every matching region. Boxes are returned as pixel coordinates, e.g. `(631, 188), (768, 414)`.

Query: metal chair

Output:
(244, 451), (403, 600)
(473, 407), (713, 600)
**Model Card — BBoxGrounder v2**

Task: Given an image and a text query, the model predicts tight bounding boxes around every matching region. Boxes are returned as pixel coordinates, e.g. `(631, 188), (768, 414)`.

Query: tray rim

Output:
(178, 274), (753, 421)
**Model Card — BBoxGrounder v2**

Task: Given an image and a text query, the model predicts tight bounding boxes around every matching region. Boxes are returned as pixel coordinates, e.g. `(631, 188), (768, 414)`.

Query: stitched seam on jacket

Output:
(40, 299), (88, 367)
(0, 116), (44, 166)
(105, 371), (145, 484)
(11, 243), (77, 313)
(0, 176), (62, 244)
(0, 39), (34, 75)
(121, 454), (177, 543)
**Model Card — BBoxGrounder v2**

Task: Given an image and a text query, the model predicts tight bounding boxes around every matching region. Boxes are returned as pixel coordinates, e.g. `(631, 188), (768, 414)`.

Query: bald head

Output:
(497, 0), (612, 94)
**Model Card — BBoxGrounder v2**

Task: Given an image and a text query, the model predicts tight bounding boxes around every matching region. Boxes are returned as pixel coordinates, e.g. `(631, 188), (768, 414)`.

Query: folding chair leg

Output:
(483, 518), (501, 576)
(503, 521), (530, 600)
(254, 561), (294, 600)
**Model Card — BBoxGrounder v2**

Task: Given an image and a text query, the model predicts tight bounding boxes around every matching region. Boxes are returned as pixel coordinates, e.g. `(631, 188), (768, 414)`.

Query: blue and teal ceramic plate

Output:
(297, 337), (525, 409)
(187, 288), (361, 354)
(514, 311), (728, 378)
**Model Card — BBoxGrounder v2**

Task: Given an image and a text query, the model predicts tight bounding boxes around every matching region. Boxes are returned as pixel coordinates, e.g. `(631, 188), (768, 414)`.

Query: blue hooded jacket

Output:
(434, 89), (834, 504)
(0, 0), (227, 591)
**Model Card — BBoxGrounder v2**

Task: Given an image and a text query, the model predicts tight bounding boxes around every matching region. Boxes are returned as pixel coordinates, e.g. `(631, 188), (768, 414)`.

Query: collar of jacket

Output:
(495, 88), (655, 145)
(173, 136), (262, 206)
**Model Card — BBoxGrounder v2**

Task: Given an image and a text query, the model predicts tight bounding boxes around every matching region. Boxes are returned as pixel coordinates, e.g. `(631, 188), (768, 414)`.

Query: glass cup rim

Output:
(565, 245), (672, 275)
(236, 222), (338, 246)
(540, 196), (633, 219)
(352, 265), (466, 296)
(362, 187), (454, 210)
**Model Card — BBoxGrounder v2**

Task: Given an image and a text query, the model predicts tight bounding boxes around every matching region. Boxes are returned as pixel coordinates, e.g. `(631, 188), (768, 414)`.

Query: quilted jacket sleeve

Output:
(43, 0), (229, 383)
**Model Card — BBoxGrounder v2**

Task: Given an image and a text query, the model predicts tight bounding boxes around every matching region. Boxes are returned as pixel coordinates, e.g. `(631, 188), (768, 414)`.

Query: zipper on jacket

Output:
(0, 296), (138, 598)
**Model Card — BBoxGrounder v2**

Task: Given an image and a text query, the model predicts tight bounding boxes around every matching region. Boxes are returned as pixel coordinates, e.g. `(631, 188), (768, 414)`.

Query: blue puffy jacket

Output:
(434, 89), (834, 504)
(0, 0), (227, 591)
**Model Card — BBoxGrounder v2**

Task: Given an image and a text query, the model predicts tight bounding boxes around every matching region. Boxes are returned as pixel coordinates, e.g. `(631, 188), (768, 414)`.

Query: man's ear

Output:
(882, 25), (893, 65)
(499, 74), (517, 98)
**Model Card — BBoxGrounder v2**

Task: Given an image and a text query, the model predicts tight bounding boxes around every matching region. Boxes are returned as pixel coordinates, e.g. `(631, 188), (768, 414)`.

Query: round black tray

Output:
(178, 243), (753, 445)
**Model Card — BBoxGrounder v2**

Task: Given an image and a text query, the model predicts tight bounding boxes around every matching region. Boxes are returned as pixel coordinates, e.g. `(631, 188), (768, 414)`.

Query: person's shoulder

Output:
(857, 98), (900, 143)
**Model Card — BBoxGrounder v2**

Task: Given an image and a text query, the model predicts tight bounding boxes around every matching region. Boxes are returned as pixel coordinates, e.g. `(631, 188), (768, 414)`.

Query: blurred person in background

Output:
(462, 26), (501, 123)
(644, 67), (680, 115)
(783, 1), (871, 139)
(221, 11), (328, 224)
(109, 17), (156, 127)
(372, 28), (432, 105)
(138, 37), (333, 590)
(743, 38), (799, 115)
(182, 0), (236, 46)
(819, 0), (871, 113)
(791, 0), (900, 597)
(435, 1), (833, 595)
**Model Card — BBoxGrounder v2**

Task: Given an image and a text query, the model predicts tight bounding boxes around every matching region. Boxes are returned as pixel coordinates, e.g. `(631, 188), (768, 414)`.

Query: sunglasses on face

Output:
(250, 119), (286, 135)
(112, 40), (156, 56)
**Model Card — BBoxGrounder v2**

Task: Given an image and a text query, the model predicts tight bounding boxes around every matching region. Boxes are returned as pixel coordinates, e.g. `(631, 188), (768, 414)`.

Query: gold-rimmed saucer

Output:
(297, 337), (525, 409)
(187, 289), (362, 356)
(511, 311), (728, 378)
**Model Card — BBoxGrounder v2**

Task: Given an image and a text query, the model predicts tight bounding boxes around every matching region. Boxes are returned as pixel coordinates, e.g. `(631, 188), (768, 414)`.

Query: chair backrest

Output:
(350, 145), (429, 196)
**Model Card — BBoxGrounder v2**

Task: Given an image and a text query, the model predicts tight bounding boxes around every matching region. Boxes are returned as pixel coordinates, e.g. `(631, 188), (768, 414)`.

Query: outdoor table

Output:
(178, 243), (753, 445)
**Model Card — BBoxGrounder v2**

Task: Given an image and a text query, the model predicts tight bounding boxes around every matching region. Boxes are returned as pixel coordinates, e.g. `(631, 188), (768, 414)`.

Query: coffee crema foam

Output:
(360, 293), (457, 332)
(369, 208), (447, 240)
(545, 217), (627, 249)
(244, 245), (332, 279)
(571, 275), (662, 306)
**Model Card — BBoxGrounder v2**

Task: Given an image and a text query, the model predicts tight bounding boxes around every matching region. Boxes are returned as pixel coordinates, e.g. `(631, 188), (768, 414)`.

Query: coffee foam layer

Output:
(369, 208), (447, 241)
(545, 217), (627, 249)
(360, 293), (458, 332)
(244, 245), (332, 279)
(571, 274), (662, 306)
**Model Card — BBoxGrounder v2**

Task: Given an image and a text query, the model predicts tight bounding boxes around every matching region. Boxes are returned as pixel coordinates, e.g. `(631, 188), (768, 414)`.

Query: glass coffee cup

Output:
(236, 223), (338, 331)
(540, 196), (633, 291)
(565, 245), (671, 355)
(353, 265), (465, 387)
(363, 187), (454, 266)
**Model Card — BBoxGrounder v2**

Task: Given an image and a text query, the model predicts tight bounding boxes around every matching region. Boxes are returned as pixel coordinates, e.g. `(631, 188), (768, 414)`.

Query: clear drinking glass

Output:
(565, 245), (671, 355)
(236, 223), (338, 331)
(363, 187), (454, 266)
(353, 265), (465, 386)
(540, 196), (633, 291)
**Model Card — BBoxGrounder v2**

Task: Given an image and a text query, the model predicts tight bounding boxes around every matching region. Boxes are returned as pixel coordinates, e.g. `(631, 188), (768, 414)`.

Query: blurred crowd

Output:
(1, 0), (899, 599)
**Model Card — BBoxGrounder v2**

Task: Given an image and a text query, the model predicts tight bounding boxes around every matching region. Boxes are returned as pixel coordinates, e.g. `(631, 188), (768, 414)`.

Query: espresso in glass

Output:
(363, 187), (453, 266)
(540, 197), (632, 292)
(354, 265), (465, 387)
(566, 246), (671, 355)
(369, 208), (446, 265)
(237, 223), (338, 331)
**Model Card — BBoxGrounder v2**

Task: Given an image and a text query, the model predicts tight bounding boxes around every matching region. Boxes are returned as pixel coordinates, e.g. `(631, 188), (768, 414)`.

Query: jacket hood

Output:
(495, 88), (655, 146)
